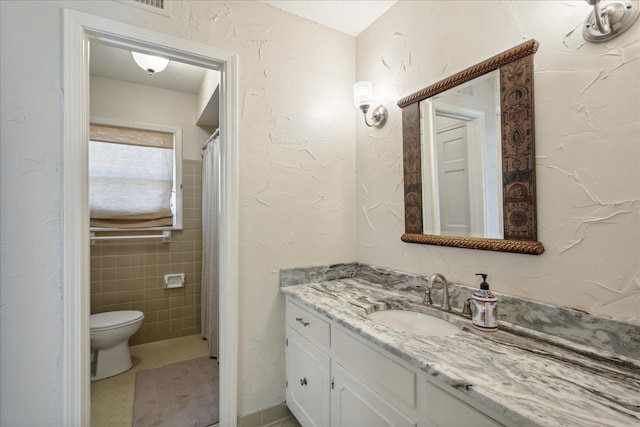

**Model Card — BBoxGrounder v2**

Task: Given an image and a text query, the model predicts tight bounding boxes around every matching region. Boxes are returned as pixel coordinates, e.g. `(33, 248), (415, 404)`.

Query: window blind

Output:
(89, 124), (175, 228)
(90, 124), (173, 149)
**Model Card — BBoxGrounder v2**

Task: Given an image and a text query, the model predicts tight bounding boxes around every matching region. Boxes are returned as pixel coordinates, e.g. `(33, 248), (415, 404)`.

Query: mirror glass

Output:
(419, 70), (503, 238)
(399, 39), (544, 255)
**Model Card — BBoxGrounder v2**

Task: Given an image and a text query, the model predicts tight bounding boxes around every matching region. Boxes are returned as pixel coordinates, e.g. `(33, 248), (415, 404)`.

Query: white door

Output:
(331, 362), (417, 427)
(435, 124), (471, 236)
(285, 327), (331, 427)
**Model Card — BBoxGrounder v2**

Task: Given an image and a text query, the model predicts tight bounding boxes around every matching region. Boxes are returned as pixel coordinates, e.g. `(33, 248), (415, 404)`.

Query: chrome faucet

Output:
(414, 284), (433, 305)
(429, 273), (451, 311)
(395, 278), (432, 305)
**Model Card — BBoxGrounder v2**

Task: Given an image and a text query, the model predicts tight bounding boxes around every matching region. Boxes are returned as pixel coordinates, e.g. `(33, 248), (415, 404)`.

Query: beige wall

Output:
(90, 75), (209, 161)
(90, 159), (203, 345)
(9, 2), (635, 425)
(355, 1), (640, 321)
(1, 0), (356, 423)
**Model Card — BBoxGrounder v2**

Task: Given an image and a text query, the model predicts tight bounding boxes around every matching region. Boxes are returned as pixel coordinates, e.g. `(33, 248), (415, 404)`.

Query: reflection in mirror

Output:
(420, 70), (503, 238)
(399, 39), (544, 255)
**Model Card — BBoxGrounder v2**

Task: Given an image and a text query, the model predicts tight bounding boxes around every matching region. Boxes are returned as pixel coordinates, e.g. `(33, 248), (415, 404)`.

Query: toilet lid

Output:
(90, 310), (144, 332)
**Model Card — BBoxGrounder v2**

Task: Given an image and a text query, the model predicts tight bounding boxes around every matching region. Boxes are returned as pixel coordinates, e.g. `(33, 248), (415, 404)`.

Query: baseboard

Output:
(237, 403), (299, 427)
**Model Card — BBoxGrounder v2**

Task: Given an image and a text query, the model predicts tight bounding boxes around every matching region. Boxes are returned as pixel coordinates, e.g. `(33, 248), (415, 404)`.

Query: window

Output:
(89, 121), (182, 229)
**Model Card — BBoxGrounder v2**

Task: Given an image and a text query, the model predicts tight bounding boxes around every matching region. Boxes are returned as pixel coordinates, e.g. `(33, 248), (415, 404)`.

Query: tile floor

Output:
(91, 334), (299, 427)
(260, 419), (301, 427)
(91, 334), (210, 426)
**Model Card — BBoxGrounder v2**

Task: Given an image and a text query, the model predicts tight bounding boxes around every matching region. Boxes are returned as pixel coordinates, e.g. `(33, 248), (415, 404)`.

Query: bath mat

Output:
(132, 356), (219, 427)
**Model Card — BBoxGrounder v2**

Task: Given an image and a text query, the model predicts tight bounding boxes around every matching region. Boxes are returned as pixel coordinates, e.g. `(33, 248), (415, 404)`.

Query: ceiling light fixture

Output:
(583, 0), (640, 42)
(353, 81), (387, 128)
(131, 51), (170, 75)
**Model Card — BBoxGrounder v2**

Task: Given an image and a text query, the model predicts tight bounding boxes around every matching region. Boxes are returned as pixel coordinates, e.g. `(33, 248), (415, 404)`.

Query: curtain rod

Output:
(202, 128), (220, 150)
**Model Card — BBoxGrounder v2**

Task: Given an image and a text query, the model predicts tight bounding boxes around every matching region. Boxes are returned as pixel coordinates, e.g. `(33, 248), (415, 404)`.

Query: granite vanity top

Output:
(280, 266), (640, 427)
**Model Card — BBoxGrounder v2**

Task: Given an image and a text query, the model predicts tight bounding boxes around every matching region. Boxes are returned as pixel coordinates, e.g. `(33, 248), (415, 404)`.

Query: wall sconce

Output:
(131, 51), (170, 75)
(583, 0), (639, 42)
(353, 81), (388, 128)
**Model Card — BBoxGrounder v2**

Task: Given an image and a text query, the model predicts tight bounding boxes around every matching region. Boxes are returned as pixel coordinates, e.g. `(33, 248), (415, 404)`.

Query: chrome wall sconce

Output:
(583, 0), (640, 42)
(353, 81), (388, 128)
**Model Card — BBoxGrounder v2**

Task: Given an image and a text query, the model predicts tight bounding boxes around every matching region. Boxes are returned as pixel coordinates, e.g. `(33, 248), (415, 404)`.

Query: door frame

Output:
(62, 10), (238, 425)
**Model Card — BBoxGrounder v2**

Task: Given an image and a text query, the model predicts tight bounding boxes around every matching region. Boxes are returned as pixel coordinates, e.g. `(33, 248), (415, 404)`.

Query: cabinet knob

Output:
(300, 378), (308, 386)
(295, 317), (310, 327)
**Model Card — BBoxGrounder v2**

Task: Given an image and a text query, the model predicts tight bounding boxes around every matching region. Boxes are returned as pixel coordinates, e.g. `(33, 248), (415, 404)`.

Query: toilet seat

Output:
(91, 310), (144, 332)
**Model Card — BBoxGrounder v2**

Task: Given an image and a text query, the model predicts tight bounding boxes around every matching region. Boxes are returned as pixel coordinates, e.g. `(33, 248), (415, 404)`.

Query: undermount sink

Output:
(368, 310), (461, 337)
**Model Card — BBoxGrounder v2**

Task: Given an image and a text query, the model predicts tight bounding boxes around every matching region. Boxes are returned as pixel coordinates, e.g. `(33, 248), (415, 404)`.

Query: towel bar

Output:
(89, 230), (172, 245)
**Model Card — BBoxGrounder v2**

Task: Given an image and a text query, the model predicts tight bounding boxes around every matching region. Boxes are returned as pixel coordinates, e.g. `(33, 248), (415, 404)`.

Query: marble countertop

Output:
(280, 276), (640, 427)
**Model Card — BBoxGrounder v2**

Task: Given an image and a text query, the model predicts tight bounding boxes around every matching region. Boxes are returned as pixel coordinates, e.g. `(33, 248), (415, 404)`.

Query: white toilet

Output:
(90, 310), (144, 381)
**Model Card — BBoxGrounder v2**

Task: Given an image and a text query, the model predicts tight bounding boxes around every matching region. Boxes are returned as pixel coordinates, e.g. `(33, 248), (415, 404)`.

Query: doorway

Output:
(63, 10), (238, 425)
(434, 119), (472, 236)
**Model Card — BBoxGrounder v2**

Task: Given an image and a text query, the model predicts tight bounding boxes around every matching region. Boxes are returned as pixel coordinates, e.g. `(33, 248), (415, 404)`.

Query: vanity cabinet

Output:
(331, 361), (417, 427)
(421, 380), (502, 427)
(285, 297), (505, 427)
(285, 326), (331, 426)
(285, 301), (331, 426)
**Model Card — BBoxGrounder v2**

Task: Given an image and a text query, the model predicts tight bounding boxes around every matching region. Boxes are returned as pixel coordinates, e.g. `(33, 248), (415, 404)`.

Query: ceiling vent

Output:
(119, 0), (171, 16)
(134, 0), (164, 9)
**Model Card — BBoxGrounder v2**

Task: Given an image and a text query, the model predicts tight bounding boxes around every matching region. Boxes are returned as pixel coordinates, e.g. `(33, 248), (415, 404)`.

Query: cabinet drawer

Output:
(423, 379), (503, 426)
(332, 361), (417, 427)
(333, 327), (417, 411)
(286, 299), (331, 350)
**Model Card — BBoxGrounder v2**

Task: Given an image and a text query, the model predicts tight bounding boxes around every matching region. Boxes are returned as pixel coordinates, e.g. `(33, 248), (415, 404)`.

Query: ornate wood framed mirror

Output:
(398, 39), (544, 255)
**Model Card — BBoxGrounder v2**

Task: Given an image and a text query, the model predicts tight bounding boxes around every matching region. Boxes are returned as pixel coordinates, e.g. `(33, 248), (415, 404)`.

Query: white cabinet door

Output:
(286, 326), (331, 427)
(331, 362), (417, 427)
(333, 327), (417, 412)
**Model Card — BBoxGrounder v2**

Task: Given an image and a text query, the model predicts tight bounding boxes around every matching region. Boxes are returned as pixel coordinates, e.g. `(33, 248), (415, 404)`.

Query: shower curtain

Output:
(201, 132), (220, 358)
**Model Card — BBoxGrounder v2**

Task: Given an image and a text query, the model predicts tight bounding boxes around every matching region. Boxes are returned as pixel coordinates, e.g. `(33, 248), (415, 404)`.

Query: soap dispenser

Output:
(470, 273), (498, 331)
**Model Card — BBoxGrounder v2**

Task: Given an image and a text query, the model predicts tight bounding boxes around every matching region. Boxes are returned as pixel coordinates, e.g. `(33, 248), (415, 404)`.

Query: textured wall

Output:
(90, 159), (203, 345)
(90, 75), (210, 161)
(355, 1), (640, 322)
(0, 0), (355, 424)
